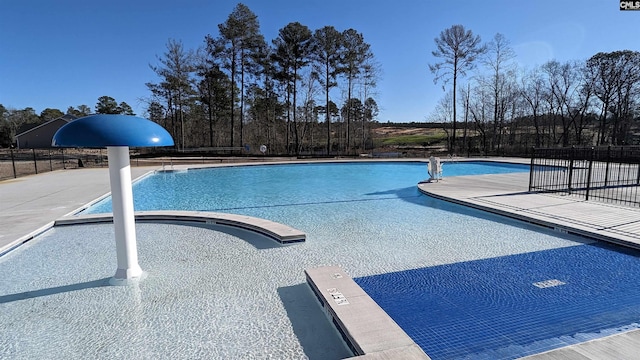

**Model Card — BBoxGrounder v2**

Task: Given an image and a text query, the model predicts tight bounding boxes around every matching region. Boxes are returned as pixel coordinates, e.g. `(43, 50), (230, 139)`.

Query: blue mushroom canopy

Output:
(52, 114), (174, 148)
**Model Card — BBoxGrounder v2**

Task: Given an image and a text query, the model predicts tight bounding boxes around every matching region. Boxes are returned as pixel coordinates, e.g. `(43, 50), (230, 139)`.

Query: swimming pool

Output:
(3, 161), (637, 359)
(84, 161), (529, 217)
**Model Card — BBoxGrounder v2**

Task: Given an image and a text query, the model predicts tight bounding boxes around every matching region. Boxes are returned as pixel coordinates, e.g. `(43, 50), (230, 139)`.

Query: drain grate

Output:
(533, 279), (566, 288)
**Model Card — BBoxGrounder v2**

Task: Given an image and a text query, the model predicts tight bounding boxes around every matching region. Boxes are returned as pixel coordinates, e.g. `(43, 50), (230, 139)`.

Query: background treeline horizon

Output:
(1, 5), (639, 157)
(427, 25), (640, 155)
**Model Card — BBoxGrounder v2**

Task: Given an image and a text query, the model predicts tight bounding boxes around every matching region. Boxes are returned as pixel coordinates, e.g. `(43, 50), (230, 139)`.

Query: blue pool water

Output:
(85, 161), (528, 215)
(355, 243), (640, 359)
(6, 160), (639, 359)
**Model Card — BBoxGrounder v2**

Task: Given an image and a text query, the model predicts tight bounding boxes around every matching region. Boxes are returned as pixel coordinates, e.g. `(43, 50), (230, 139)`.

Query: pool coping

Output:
(54, 210), (306, 244)
(305, 265), (430, 359)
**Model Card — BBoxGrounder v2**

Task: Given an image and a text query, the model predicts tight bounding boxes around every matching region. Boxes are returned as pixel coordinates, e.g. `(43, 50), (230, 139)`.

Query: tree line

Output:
(428, 25), (640, 154)
(7, 15), (635, 156)
(145, 3), (379, 155)
(1, 3), (379, 154)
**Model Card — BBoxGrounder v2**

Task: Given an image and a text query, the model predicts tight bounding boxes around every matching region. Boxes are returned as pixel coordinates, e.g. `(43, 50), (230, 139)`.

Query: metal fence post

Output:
(604, 145), (611, 187)
(62, 148), (66, 169)
(10, 148), (17, 178)
(528, 147), (535, 192)
(585, 147), (595, 201)
(32, 148), (38, 174)
(567, 146), (574, 194)
(49, 149), (53, 171)
(618, 146), (624, 185)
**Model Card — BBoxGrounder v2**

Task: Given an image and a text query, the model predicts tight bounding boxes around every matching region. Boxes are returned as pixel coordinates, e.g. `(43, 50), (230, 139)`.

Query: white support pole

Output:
(107, 146), (143, 284)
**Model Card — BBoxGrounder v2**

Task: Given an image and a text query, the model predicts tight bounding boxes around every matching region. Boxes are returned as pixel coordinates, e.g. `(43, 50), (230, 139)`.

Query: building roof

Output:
(14, 114), (78, 138)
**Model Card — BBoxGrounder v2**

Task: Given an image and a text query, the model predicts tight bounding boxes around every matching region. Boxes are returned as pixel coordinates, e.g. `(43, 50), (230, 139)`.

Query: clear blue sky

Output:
(1, 0), (637, 122)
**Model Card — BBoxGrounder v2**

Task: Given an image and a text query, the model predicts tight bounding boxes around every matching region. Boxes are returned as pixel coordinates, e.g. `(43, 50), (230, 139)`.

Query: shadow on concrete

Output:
(0, 277), (111, 304)
(277, 283), (352, 360)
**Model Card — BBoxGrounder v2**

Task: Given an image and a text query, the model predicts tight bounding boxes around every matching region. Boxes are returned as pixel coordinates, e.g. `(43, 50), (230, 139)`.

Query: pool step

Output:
(305, 265), (430, 359)
(55, 210), (306, 244)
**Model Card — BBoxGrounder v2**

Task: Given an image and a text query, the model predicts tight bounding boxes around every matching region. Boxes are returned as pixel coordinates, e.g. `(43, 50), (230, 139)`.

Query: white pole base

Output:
(109, 271), (147, 286)
(107, 146), (144, 285)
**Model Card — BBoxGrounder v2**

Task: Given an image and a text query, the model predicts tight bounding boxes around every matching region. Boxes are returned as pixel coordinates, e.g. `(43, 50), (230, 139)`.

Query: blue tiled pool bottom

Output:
(354, 243), (640, 359)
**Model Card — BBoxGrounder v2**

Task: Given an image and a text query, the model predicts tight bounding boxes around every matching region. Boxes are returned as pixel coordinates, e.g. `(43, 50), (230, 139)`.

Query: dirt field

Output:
(372, 126), (440, 136)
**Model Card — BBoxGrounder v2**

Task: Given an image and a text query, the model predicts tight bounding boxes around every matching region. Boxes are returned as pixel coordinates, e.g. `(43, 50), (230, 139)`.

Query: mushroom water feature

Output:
(52, 114), (174, 285)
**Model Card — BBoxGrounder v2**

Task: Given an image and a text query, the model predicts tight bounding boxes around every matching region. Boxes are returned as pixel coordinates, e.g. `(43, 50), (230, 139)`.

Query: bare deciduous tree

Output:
(429, 24), (486, 153)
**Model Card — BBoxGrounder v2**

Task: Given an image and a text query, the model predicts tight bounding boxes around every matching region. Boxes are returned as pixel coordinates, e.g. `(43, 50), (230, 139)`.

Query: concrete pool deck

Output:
(2, 159), (640, 359)
(418, 172), (640, 249)
(0, 167), (156, 254)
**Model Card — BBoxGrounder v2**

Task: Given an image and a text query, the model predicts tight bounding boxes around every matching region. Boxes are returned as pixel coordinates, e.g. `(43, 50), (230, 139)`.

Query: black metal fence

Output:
(0, 148), (108, 181)
(529, 146), (640, 207)
(0, 147), (279, 181)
